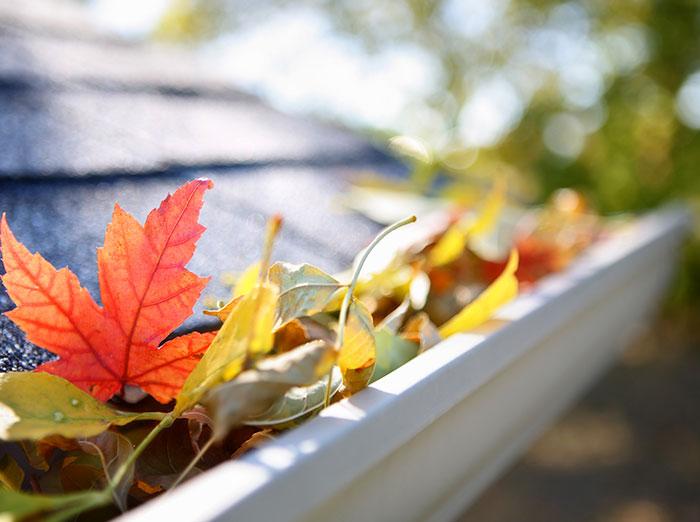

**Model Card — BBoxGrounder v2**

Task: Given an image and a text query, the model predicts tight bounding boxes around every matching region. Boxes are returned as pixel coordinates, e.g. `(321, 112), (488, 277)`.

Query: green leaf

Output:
(269, 262), (343, 327)
(370, 329), (419, 383)
(245, 367), (342, 429)
(0, 373), (164, 441)
(175, 282), (278, 416)
(0, 487), (108, 522)
(204, 340), (335, 439)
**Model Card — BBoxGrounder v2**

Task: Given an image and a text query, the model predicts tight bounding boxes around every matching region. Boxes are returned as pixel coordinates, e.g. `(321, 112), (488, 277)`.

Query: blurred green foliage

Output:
(154, 0), (700, 306)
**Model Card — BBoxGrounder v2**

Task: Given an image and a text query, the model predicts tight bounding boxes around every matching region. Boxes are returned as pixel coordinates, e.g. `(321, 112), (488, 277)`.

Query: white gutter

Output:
(121, 206), (690, 522)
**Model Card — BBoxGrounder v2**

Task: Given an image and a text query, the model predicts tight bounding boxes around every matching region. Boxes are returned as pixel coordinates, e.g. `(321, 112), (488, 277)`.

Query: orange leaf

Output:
(0, 179), (214, 403)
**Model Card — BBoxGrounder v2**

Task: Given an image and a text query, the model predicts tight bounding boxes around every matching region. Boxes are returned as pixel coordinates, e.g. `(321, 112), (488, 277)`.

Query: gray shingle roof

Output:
(0, 0), (400, 371)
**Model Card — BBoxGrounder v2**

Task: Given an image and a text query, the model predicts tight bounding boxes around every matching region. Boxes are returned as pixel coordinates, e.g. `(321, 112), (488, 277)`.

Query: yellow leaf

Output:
(175, 282), (278, 415)
(203, 262), (266, 323)
(469, 177), (506, 236)
(429, 179), (506, 267)
(338, 300), (376, 393)
(202, 295), (243, 322)
(428, 224), (466, 268)
(439, 249), (519, 338)
(233, 262), (261, 298)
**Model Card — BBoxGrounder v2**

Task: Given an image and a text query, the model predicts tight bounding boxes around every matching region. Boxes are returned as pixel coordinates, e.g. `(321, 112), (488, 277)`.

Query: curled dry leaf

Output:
(19, 441), (50, 472)
(0, 373), (165, 441)
(231, 430), (276, 459)
(403, 313), (443, 354)
(0, 453), (24, 491)
(244, 367), (342, 429)
(181, 406), (213, 453)
(273, 319), (310, 353)
(204, 340), (336, 439)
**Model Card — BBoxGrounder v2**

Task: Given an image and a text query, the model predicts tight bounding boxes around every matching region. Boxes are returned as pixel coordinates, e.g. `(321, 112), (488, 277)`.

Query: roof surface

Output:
(0, 0), (398, 371)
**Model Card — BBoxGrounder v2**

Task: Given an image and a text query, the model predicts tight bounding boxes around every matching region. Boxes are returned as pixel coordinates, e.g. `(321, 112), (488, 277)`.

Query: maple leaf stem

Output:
(323, 215), (417, 408)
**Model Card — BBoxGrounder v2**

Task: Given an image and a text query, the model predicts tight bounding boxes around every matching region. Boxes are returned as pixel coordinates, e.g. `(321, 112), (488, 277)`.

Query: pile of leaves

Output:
(0, 179), (599, 521)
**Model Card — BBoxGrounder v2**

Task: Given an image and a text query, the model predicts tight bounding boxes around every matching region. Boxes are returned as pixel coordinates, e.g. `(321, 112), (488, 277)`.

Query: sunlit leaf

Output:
(269, 262), (343, 327)
(0, 373), (164, 441)
(439, 249), (519, 338)
(338, 300), (376, 393)
(428, 225), (466, 268)
(204, 340), (336, 439)
(233, 262), (261, 298)
(175, 282), (279, 415)
(201, 261), (262, 339)
(429, 179), (506, 267)
(0, 180), (213, 403)
(202, 295), (242, 322)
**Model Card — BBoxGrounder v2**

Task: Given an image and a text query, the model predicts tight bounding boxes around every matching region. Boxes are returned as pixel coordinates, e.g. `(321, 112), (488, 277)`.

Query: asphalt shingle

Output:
(0, 0), (399, 372)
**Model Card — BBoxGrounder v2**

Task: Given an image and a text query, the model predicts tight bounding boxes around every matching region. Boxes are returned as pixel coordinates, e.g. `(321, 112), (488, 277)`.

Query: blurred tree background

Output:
(142, 0), (700, 308)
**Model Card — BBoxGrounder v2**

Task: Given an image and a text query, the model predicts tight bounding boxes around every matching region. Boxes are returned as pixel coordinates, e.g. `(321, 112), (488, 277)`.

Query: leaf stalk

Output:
(323, 215), (417, 407)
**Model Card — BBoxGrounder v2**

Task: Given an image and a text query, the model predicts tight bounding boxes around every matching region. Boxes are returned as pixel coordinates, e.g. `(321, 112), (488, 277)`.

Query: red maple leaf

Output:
(0, 179), (215, 403)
